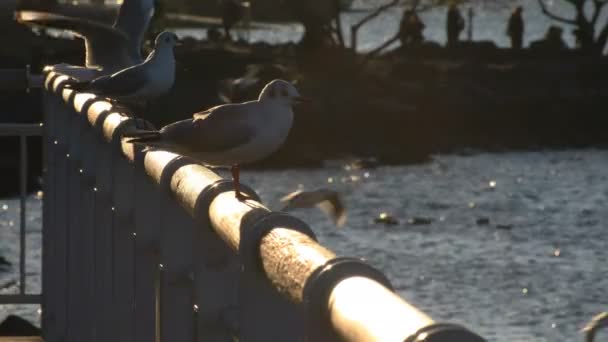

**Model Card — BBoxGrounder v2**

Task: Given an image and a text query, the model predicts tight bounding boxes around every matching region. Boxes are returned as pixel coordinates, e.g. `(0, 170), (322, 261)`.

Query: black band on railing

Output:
(44, 73), (61, 92)
(403, 323), (486, 342)
(239, 212), (317, 273)
(194, 179), (261, 224)
(302, 257), (393, 341)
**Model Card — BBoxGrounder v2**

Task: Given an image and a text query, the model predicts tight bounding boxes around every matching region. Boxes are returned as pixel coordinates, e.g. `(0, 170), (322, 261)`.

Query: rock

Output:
(496, 224), (513, 230)
(476, 217), (490, 226)
(349, 158), (380, 170)
(407, 217), (433, 225)
(0, 256), (10, 271)
(0, 315), (40, 336)
(374, 212), (399, 225)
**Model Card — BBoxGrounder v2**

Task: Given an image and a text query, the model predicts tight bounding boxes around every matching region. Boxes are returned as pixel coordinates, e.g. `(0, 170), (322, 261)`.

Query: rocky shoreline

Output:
(1, 25), (608, 195)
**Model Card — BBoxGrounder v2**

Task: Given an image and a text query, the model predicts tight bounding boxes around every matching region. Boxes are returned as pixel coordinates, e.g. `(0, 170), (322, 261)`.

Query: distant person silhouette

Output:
(399, 9), (425, 47)
(219, 0), (244, 40)
(507, 6), (524, 50)
(446, 3), (465, 47)
(530, 26), (567, 51)
(573, 12), (594, 52)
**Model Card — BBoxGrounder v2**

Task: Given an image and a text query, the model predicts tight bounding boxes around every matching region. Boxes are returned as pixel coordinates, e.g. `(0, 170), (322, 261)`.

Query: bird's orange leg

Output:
(231, 164), (247, 201)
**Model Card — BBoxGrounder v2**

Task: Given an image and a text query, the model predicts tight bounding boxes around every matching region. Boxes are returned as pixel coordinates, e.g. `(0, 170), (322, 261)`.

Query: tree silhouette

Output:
(538, 0), (608, 55)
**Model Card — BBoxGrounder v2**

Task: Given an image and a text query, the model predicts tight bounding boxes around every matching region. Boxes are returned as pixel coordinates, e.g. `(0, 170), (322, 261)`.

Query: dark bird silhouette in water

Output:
(374, 212), (399, 225)
(583, 312), (608, 342)
(280, 189), (346, 227)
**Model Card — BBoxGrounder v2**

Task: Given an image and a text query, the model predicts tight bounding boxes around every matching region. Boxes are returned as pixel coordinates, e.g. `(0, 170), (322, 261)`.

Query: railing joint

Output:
(240, 212), (317, 274)
(302, 257), (394, 341)
(193, 179), (260, 226)
(403, 323), (486, 342)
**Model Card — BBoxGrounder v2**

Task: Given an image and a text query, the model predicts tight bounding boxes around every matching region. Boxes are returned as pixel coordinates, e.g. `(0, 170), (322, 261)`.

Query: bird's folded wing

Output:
(87, 66), (149, 96)
(162, 116), (254, 153)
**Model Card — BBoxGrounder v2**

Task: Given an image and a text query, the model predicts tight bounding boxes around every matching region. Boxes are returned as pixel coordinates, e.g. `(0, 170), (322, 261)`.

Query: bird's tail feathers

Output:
(63, 79), (92, 91)
(122, 130), (162, 144)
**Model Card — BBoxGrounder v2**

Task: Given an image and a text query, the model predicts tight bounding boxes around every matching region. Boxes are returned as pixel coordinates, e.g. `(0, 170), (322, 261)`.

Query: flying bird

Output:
(17, 0), (156, 78)
(280, 189), (346, 227)
(123, 79), (303, 200)
(583, 312), (608, 342)
(64, 31), (177, 112)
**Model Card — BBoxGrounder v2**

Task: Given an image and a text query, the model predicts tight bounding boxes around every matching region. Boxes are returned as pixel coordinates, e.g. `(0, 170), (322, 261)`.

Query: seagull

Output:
(17, 0), (155, 77)
(64, 31), (177, 111)
(123, 79), (303, 201)
(583, 312), (608, 342)
(280, 189), (346, 227)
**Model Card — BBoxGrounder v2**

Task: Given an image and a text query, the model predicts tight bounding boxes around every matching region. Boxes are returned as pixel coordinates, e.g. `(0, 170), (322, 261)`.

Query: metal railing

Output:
(0, 67), (44, 307)
(41, 70), (487, 342)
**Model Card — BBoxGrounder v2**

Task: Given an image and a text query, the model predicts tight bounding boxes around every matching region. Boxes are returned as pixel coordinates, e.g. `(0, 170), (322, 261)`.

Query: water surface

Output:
(1, 150), (606, 341)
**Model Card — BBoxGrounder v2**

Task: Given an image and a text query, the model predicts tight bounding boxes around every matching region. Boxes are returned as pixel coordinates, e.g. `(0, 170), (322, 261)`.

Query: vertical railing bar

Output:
(155, 264), (163, 342)
(19, 134), (27, 295)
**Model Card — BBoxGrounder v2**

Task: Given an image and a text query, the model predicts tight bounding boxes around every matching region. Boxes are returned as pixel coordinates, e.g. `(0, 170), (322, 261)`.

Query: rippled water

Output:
(1, 150), (607, 341)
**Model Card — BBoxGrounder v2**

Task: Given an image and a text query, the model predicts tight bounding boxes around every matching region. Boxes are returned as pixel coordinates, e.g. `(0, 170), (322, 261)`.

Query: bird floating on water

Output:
(280, 189), (346, 227)
(374, 212), (399, 225)
(124, 79), (303, 201)
(64, 31), (177, 118)
(17, 0), (156, 79)
(582, 312), (608, 342)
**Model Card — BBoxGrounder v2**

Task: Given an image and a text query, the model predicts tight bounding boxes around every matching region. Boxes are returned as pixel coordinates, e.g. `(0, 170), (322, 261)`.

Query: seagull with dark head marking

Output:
(280, 189), (346, 227)
(123, 79), (304, 201)
(17, 0), (156, 78)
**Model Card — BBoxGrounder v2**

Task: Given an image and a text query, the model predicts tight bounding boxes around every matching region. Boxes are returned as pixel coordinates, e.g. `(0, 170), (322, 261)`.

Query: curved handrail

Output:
(44, 70), (485, 342)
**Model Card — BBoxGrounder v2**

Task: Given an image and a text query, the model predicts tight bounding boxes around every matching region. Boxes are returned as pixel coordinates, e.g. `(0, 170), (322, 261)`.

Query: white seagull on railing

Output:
(280, 189), (347, 227)
(63, 31), (177, 109)
(123, 79), (303, 201)
(16, 0), (155, 78)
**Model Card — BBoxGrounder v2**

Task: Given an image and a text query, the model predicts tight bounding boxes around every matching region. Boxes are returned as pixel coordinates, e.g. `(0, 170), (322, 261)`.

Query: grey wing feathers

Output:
(160, 115), (253, 153)
(87, 65), (149, 95)
(317, 192), (347, 227)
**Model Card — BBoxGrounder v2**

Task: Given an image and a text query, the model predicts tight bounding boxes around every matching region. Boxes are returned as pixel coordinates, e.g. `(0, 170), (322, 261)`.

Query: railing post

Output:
(77, 98), (99, 342)
(92, 122), (114, 342)
(44, 77), (71, 342)
(158, 161), (195, 342)
(192, 181), (242, 341)
(41, 88), (63, 342)
(66, 99), (86, 342)
(133, 146), (162, 342)
(111, 121), (138, 342)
